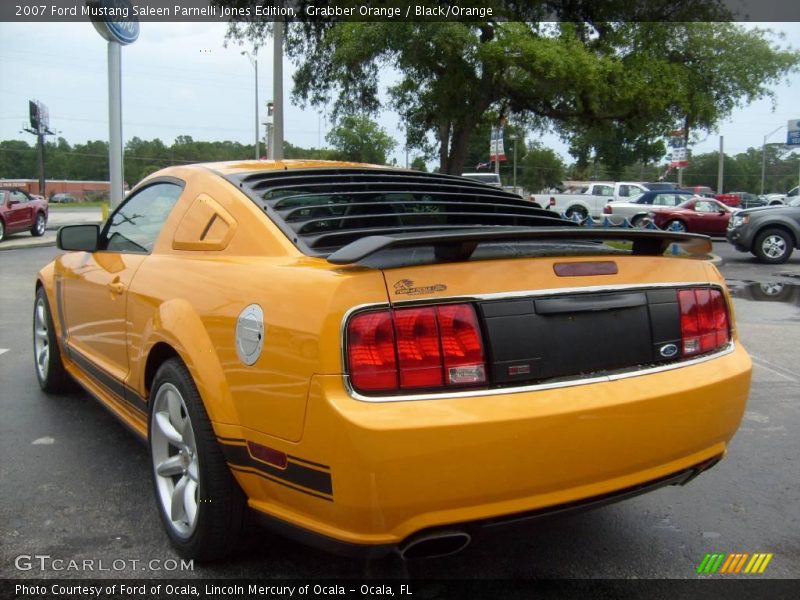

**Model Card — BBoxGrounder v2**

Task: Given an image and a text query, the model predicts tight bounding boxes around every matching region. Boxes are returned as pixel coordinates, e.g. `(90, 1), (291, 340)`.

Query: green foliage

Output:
(0, 136), (340, 186)
(515, 144), (566, 193)
(221, 9), (798, 176)
(325, 114), (396, 165)
(410, 156), (428, 172)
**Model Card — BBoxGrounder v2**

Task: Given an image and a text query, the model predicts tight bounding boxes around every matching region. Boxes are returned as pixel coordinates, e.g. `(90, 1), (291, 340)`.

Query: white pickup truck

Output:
(763, 186), (799, 206)
(529, 181), (651, 219)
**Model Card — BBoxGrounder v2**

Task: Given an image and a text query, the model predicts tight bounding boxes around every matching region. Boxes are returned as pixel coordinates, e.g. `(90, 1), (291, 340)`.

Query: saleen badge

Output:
(393, 279), (447, 295)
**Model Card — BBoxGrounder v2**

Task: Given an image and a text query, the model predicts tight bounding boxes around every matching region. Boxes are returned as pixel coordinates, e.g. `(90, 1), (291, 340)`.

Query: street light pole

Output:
(761, 125), (785, 195)
(242, 50), (259, 160)
(272, 15), (284, 160)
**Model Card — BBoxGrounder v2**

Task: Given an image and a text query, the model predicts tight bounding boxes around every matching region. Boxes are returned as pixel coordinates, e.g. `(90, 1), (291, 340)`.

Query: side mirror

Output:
(58, 224), (99, 252)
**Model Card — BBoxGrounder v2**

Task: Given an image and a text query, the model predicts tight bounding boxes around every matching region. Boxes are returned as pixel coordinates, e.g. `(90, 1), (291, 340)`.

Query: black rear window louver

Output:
(226, 168), (571, 257)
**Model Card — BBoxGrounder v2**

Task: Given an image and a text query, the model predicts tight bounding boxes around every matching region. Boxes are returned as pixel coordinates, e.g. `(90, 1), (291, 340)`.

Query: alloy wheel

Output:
(761, 235), (787, 259)
(33, 296), (49, 381)
(151, 383), (200, 539)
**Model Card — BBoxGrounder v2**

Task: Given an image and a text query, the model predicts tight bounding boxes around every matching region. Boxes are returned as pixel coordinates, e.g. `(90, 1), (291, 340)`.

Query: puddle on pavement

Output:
(726, 281), (800, 304)
(726, 281), (800, 321)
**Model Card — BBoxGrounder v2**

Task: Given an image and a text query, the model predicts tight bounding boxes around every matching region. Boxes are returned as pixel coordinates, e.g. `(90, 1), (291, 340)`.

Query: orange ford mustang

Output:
(33, 161), (752, 561)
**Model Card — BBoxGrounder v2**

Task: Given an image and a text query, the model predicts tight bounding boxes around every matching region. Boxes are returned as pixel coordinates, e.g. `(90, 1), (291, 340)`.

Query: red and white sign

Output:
(490, 127), (506, 162)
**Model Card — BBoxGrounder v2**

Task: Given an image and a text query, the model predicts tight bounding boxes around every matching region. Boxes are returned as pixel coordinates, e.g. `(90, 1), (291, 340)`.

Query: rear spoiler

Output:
(326, 227), (712, 265)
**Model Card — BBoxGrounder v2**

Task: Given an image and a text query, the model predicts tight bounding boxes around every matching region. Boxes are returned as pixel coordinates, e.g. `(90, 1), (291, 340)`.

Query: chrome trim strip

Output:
(388, 281), (714, 307)
(343, 343), (736, 403)
(340, 282), (731, 403)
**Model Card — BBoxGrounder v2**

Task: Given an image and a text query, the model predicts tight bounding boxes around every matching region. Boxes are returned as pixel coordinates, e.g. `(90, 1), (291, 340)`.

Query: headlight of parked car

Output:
(729, 214), (748, 228)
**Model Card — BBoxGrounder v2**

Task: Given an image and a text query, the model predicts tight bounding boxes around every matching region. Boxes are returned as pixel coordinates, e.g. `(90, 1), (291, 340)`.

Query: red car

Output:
(0, 188), (49, 242)
(651, 198), (736, 235)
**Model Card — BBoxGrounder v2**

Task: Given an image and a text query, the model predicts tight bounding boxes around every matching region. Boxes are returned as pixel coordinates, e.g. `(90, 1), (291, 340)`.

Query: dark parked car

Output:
(652, 198), (736, 235)
(0, 188), (48, 242)
(727, 198), (800, 263)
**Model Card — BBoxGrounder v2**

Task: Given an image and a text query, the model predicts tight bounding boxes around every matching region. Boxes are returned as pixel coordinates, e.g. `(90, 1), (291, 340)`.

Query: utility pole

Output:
(717, 136), (724, 194)
(272, 11), (284, 160)
(761, 125), (785, 195)
(241, 50), (259, 160)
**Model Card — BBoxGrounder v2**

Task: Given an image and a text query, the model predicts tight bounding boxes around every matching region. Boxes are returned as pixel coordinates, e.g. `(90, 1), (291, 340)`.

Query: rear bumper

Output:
(223, 343), (751, 549)
(250, 454), (723, 558)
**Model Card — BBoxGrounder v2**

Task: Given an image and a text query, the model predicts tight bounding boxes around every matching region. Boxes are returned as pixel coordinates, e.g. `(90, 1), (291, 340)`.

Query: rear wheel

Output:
(0, 219), (5, 242)
(631, 215), (649, 228)
(33, 287), (72, 393)
(149, 358), (246, 561)
(565, 206), (588, 221)
(753, 228), (793, 264)
(31, 213), (46, 237)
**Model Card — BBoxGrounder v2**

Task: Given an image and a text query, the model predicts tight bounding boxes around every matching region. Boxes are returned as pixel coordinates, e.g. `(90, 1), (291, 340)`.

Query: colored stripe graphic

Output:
(699, 553), (773, 574)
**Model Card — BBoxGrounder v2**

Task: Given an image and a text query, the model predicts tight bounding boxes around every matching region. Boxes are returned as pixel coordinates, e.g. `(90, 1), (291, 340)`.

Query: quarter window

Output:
(103, 182), (183, 253)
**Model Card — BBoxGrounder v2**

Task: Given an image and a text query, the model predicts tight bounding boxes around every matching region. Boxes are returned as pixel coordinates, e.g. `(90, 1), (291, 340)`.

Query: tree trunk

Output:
(446, 121), (477, 175)
(438, 121), (451, 173)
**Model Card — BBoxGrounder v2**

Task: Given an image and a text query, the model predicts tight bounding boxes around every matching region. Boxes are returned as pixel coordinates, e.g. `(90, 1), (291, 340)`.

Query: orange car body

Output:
(36, 161), (751, 556)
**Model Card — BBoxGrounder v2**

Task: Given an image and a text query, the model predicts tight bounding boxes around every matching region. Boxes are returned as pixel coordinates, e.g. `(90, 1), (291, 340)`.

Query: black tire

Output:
(666, 219), (687, 232)
(33, 287), (72, 393)
(631, 215), (648, 228)
(30, 212), (46, 237)
(753, 228), (794, 264)
(148, 358), (246, 561)
(565, 206), (588, 221)
(0, 219), (5, 242)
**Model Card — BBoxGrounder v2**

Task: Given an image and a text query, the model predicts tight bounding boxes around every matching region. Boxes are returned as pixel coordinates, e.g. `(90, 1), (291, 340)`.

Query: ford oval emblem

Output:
(660, 343), (678, 358)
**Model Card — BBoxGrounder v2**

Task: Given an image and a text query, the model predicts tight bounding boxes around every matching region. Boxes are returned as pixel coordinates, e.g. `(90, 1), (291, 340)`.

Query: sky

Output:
(1, 20), (799, 172)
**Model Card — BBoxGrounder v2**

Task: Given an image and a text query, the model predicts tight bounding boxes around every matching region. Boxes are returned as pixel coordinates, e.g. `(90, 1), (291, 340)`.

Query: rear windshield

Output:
(228, 168), (567, 257)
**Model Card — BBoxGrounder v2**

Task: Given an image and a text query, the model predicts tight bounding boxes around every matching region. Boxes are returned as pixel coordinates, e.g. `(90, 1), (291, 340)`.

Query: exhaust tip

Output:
(398, 531), (471, 560)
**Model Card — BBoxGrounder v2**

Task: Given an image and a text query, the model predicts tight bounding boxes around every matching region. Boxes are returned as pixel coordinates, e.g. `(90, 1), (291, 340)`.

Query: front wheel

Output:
(31, 213), (46, 237)
(149, 358), (246, 561)
(33, 287), (72, 393)
(753, 228), (793, 264)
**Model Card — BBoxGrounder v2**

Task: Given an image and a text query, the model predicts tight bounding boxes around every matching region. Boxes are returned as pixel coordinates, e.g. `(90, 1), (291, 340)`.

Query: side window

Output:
(11, 191), (29, 203)
(103, 182), (183, 253)
(653, 194), (677, 206)
(597, 185), (613, 196)
(695, 201), (714, 213)
(619, 185), (631, 197)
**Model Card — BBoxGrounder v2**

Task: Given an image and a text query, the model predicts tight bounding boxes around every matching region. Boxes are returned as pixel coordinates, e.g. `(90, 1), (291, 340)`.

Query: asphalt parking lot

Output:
(0, 241), (798, 583)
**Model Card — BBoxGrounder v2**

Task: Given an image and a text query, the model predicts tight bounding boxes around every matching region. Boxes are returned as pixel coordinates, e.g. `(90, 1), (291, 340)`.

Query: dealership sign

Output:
(787, 119), (800, 146)
(87, 0), (140, 45)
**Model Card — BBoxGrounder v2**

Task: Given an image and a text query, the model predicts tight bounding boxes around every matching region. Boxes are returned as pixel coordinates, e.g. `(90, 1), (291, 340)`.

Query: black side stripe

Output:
(228, 465), (333, 502)
(218, 440), (333, 498)
(68, 349), (148, 416)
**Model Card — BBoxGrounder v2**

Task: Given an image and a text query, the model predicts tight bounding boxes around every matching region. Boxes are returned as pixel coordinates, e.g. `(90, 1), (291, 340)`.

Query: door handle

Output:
(107, 280), (125, 295)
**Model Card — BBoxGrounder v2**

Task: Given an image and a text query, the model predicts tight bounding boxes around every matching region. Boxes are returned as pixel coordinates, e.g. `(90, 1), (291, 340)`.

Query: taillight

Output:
(346, 310), (398, 391)
(678, 288), (731, 357)
(603, 205), (612, 214)
(347, 303), (487, 394)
